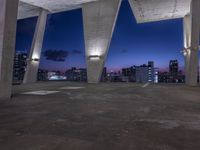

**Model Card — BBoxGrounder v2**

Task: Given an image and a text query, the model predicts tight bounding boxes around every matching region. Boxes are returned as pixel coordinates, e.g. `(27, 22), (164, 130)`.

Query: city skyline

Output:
(13, 52), (182, 76)
(16, 0), (186, 72)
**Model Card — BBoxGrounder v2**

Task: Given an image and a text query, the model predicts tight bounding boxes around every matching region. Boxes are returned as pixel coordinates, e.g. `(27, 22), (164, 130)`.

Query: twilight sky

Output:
(16, 0), (185, 72)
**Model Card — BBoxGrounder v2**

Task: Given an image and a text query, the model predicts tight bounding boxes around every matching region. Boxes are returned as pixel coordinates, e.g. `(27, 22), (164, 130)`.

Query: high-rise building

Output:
(107, 71), (122, 82)
(148, 61), (154, 68)
(148, 61), (155, 82)
(122, 66), (136, 82)
(135, 65), (149, 83)
(169, 60), (178, 75)
(13, 51), (27, 82)
(65, 68), (87, 81)
(37, 69), (48, 81)
(135, 61), (155, 83)
(101, 67), (107, 82)
(158, 60), (184, 83)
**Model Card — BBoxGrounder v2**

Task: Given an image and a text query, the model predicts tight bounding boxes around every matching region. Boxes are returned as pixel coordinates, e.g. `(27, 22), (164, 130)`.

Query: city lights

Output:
(31, 58), (40, 62)
(181, 47), (191, 56)
(88, 55), (101, 61)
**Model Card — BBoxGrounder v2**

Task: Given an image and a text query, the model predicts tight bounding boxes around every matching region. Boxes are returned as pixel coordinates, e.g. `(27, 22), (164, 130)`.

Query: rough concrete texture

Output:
(129, 0), (191, 23)
(83, 0), (121, 83)
(18, 0), (191, 23)
(183, 0), (200, 86)
(18, 0), (98, 19)
(0, 82), (200, 150)
(23, 9), (47, 84)
(0, 0), (19, 99)
(183, 14), (191, 85)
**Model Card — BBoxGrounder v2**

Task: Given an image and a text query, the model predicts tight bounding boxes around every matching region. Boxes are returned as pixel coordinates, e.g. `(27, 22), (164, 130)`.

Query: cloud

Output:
(43, 49), (69, 62)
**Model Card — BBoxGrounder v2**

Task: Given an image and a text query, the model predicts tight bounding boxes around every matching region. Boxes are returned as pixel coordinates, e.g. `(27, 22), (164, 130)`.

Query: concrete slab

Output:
(18, 0), (191, 23)
(129, 0), (191, 23)
(18, 0), (98, 19)
(0, 82), (200, 150)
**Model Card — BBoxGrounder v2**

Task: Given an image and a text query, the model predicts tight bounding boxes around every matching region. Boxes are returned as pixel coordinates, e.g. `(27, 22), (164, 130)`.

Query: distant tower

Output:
(13, 52), (27, 82)
(148, 61), (154, 68)
(135, 61), (155, 83)
(169, 60), (178, 75)
(148, 61), (155, 83)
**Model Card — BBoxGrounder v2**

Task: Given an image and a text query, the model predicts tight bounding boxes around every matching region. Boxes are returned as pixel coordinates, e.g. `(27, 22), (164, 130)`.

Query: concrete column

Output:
(23, 9), (48, 84)
(0, 0), (19, 99)
(82, 0), (121, 83)
(183, 0), (200, 86)
(183, 14), (191, 85)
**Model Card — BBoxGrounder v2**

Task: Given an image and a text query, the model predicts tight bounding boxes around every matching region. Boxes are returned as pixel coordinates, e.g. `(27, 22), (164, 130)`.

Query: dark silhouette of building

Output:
(122, 66), (136, 82)
(65, 67), (107, 82)
(107, 71), (122, 82)
(37, 69), (48, 81)
(169, 60), (178, 75)
(158, 60), (184, 83)
(121, 61), (155, 83)
(65, 68), (87, 81)
(101, 67), (107, 82)
(13, 52), (27, 82)
(158, 71), (184, 83)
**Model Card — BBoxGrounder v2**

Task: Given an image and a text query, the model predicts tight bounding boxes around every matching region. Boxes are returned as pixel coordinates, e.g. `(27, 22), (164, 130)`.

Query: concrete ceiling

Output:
(18, 0), (97, 19)
(129, 0), (191, 23)
(18, 0), (191, 22)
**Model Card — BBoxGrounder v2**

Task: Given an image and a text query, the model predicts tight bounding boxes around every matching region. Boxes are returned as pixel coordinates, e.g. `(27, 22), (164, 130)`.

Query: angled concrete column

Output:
(183, 0), (200, 86)
(0, 0), (19, 99)
(82, 0), (121, 83)
(23, 9), (47, 84)
(183, 14), (191, 85)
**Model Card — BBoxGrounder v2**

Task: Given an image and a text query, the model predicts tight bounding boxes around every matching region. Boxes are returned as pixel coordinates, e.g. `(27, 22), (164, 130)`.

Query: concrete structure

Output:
(128, 0), (191, 23)
(17, 0), (191, 21)
(182, 0), (200, 86)
(82, 0), (121, 83)
(23, 9), (48, 84)
(0, 0), (19, 99)
(17, 0), (98, 20)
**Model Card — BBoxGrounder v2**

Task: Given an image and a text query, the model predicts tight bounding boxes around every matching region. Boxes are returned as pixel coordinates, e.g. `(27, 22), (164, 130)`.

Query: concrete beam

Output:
(183, 0), (200, 86)
(0, 0), (19, 99)
(18, 0), (98, 20)
(82, 0), (121, 83)
(23, 9), (47, 84)
(128, 0), (191, 23)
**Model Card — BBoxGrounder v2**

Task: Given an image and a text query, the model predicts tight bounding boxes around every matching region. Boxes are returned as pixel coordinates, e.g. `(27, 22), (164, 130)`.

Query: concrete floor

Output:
(0, 82), (200, 150)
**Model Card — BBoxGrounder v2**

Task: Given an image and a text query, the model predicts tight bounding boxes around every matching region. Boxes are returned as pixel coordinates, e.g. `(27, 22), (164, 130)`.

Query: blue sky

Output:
(16, 0), (185, 72)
